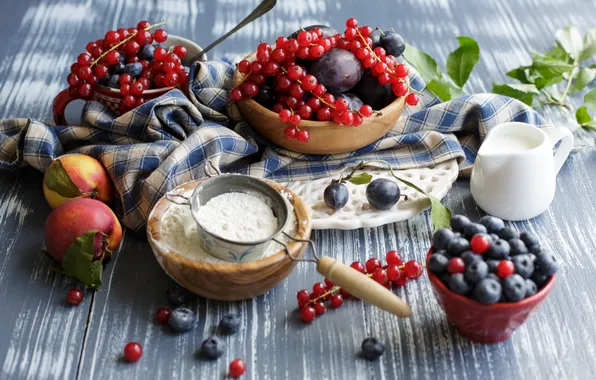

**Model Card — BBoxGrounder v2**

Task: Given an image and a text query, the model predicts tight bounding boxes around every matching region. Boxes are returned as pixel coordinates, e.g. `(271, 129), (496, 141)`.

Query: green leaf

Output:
(506, 66), (533, 84)
(545, 44), (571, 62)
(580, 29), (596, 61)
(43, 159), (82, 198)
(403, 44), (441, 83)
(531, 52), (574, 78)
(555, 25), (583, 59)
(61, 231), (104, 289)
(492, 83), (539, 106)
(585, 88), (596, 112)
(426, 78), (452, 101)
(570, 67), (596, 93)
(445, 36), (480, 88)
(347, 172), (373, 185)
(535, 75), (564, 90)
(576, 106), (593, 125)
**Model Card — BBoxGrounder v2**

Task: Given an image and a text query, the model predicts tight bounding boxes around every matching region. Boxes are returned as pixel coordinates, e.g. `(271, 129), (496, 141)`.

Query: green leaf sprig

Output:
(403, 37), (480, 102)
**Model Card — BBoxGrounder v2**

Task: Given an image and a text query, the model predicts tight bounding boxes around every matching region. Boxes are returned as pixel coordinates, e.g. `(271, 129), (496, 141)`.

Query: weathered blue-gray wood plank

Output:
(0, 0), (596, 379)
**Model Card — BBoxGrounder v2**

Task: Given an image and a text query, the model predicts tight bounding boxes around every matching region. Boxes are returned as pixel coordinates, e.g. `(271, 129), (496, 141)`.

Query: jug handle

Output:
(541, 126), (574, 174)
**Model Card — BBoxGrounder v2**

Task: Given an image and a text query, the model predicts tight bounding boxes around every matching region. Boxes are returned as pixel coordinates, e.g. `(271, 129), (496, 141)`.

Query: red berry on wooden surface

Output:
(392, 271), (408, 287)
(386, 265), (401, 282)
(314, 302), (326, 315)
(404, 260), (423, 278)
(365, 258), (381, 274)
(229, 358), (246, 378)
(155, 307), (172, 325)
(124, 342), (143, 362)
(66, 288), (83, 305)
(385, 250), (402, 266)
(330, 294), (344, 308)
(300, 306), (316, 323)
(372, 268), (389, 285)
(350, 261), (365, 273)
(352, 114), (363, 126)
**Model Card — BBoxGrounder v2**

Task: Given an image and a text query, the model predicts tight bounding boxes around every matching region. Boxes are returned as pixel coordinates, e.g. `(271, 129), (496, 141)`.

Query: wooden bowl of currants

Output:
(231, 19), (416, 155)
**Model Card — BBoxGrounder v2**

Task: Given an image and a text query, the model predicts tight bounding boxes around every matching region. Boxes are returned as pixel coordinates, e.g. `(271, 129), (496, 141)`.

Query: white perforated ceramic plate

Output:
(282, 159), (459, 230)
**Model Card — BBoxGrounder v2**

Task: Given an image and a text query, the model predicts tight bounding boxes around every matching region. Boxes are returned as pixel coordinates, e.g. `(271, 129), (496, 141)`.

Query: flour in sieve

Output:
(196, 192), (278, 242)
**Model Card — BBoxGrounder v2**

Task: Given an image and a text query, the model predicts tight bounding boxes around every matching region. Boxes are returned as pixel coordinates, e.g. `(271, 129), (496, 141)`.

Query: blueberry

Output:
(439, 273), (451, 284)
(528, 244), (541, 254)
(448, 273), (471, 295)
(110, 62), (125, 75)
(486, 239), (510, 260)
(167, 285), (189, 306)
(428, 254), (449, 273)
(480, 215), (505, 234)
(98, 76), (109, 86)
(508, 238), (528, 256)
(486, 260), (500, 273)
(219, 314), (241, 335)
(323, 183), (349, 209)
(119, 53), (126, 64)
(432, 228), (456, 251)
(447, 237), (470, 256)
(486, 273), (500, 282)
(474, 278), (502, 304)
(450, 215), (470, 233)
(535, 251), (559, 276)
(498, 226), (519, 241)
(361, 337), (385, 361)
(503, 274), (527, 302)
(531, 271), (549, 287)
(520, 231), (539, 248)
(464, 260), (489, 283)
(525, 279), (538, 297)
(365, 178), (400, 210)
(463, 223), (487, 240)
(379, 31), (406, 57)
(124, 62), (143, 77)
(512, 254), (535, 278)
(200, 336), (226, 359)
(461, 251), (481, 265)
(168, 307), (196, 332)
(138, 44), (155, 60)
(490, 233), (500, 242)
(107, 74), (120, 88)
(434, 249), (449, 257)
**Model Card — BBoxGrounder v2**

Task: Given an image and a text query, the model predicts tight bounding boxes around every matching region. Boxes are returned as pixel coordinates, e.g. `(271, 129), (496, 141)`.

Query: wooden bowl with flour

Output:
(147, 178), (312, 301)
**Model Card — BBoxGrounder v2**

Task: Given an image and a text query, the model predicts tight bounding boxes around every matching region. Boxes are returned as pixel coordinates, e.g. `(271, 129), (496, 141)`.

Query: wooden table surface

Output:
(1, 0), (596, 379)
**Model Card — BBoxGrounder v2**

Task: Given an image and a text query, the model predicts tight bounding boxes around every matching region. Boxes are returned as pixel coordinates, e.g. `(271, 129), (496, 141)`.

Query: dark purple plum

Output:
(288, 25), (338, 39)
(310, 48), (364, 93)
(254, 85), (276, 109)
(352, 69), (396, 110)
(380, 31), (406, 57)
(371, 29), (382, 49)
(334, 93), (363, 111)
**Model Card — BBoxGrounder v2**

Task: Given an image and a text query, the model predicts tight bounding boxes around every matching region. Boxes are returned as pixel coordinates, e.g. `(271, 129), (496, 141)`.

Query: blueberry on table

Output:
(447, 237), (470, 256)
(480, 215), (505, 234)
(535, 251), (559, 276)
(124, 62), (143, 77)
(508, 239), (529, 256)
(463, 223), (487, 240)
(486, 260), (500, 273)
(169, 308), (196, 333)
(525, 279), (538, 297)
(474, 278), (502, 304)
(448, 273), (471, 295)
(379, 31), (406, 57)
(461, 251), (482, 265)
(498, 226), (519, 241)
(485, 239), (510, 260)
(432, 228), (456, 251)
(365, 178), (400, 210)
(361, 337), (385, 361)
(323, 183), (349, 209)
(167, 285), (189, 306)
(503, 274), (527, 302)
(512, 255), (535, 279)
(428, 253), (449, 273)
(200, 336), (226, 360)
(464, 260), (489, 283)
(450, 215), (471, 233)
(107, 74), (120, 88)
(219, 314), (241, 335)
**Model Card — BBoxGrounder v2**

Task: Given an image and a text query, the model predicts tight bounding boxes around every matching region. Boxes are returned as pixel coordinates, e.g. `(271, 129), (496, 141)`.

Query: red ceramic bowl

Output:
(426, 250), (555, 344)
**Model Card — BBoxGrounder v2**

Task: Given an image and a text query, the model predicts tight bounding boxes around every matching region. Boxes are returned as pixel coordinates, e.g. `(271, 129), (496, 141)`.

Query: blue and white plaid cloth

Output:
(0, 60), (546, 231)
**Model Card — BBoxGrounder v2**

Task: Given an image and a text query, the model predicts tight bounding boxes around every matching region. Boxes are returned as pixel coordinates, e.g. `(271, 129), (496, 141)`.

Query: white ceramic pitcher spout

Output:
(470, 122), (573, 221)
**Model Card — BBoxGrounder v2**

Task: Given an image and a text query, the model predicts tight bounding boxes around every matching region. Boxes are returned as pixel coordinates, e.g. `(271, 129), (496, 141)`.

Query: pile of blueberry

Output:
(428, 215), (559, 304)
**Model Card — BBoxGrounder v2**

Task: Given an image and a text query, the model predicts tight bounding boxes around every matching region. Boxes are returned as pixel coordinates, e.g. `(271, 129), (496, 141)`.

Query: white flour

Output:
(159, 190), (297, 263)
(196, 192), (278, 242)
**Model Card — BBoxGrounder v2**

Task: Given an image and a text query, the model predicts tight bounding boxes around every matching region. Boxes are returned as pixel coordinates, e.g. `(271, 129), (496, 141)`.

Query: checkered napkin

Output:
(0, 60), (546, 231)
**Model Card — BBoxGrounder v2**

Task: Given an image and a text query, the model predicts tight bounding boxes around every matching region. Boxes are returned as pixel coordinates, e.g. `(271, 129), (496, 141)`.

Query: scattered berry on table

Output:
(167, 285), (189, 306)
(361, 337), (385, 361)
(229, 359), (247, 378)
(314, 302), (326, 315)
(123, 342), (143, 362)
(350, 261), (365, 273)
(168, 308), (196, 333)
(300, 306), (316, 323)
(155, 307), (172, 325)
(200, 336), (226, 360)
(330, 294), (344, 308)
(365, 258), (382, 273)
(219, 314), (241, 335)
(404, 260), (423, 278)
(66, 288), (84, 306)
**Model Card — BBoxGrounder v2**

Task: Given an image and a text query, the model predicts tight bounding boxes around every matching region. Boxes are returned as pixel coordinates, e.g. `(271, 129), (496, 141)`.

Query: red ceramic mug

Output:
(426, 250), (555, 344)
(52, 35), (206, 125)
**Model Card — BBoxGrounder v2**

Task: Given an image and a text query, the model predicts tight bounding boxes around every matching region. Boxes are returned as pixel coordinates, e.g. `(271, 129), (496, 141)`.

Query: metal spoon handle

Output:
(190, 0), (277, 62)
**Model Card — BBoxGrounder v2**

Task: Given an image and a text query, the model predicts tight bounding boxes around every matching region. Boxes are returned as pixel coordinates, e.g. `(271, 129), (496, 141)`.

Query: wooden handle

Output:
(316, 256), (411, 318)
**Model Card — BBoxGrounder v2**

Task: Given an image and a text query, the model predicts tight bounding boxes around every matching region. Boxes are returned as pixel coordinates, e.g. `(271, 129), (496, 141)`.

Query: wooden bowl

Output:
(233, 51), (406, 155)
(147, 178), (312, 301)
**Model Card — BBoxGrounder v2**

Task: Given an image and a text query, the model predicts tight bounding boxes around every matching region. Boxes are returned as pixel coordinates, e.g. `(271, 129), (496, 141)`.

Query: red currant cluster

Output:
(66, 20), (189, 113)
(230, 17), (419, 143)
(297, 250), (424, 323)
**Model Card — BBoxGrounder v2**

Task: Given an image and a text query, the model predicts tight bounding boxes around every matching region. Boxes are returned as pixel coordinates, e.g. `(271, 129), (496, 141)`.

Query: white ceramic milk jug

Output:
(470, 122), (573, 221)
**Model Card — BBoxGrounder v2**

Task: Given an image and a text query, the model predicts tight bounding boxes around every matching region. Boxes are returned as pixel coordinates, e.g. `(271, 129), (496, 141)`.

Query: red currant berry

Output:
(242, 82), (259, 98)
(77, 65), (92, 80)
(119, 73), (133, 85)
(77, 83), (92, 97)
(395, 64), (409, 78)
(77, 53), (92, 66)
(377, 72), (391, 85)
(163, 61), (176, 73)
(286, 39), (299, 52)
(316, 107), (331, 121)
(365, 258), (381, 274)
(287, 65), (303, 81)
(330, 294), (344, 308)
(87, 75), (98, 86)
(171, 45), (186, 59)
(339, 289), (352, 299)
(288, 83), (304, 99)
(155, 307), (171, 325)
(289, 114), (301, 126)
(374, 46), (386, 59)
(276, 76), (291, 91)
(124, 342), (142, 362)
(447, 257), (465, 274)
(89, 45), (104, 58)
(270, 48), (286, 62)
(117, 28), (130, 39)
(352, 114), (363, 126)
(336, 38), (350, 50)
(312, 84), (325, 97)
(154, 47), (168, 62)
(284, 126), (297, 140)
(229, 359), (246, 378)
(135, 30), (153, 45)
(386, 265), (401, 282)
(124, 40), (140, 56)
(251, 73), (266, 85)
(331, 109), (343, 123)
(285, 96), (298, 108)
(350, 261), (365, 273)
(93, 64), (108, 79)
(257, 42), (271, 52)
(385, 251), (402, 266)
(357, 105), (372, 118)
(137, 20), (150, 30)
(356, 48), (370, 60)
(67, 73), (80, 87)
(310, 45), (325, 58)
(373, 61), (387, 75)
(123, 95), (137, 107)
(335, 98), (349, 112)
(66, 288), (83, 305)
(230, 87), (244, 101)
(322, 93), (335, 105)
(393, 271), (408, 287)
(385, 55), (397, 69)
(405, 93), (419, 106)
(361, 57), (374, 69)
(130, 81), (145, 96)
(328, 36), (338, 47)
(372, 268), (389, 285)
(320, 38), (332, 52)
(256, 49), (270, 63)
(346, 17), (358, 28)
(300, 306), (316, 323)
(126, 55), (140, 64)
(497, 260), (515, 278)
(324, 278), (334, 288)
(297, 105), (312, 119)
(296, 46), (310, 59)
(296, 129), (310, 142)
(278, 109), (291, 123)
(153, 29), (168, 43)
(344, 27), (357, 40)
(137, 77), (150, 89)
(297, 31), (312, 46)
(314, 302), (326, 315)
(359, 26), (373, 37)
(238, 60), (252, 74)
(341, 111), (354, 125)
(250, 61), (263, 74)
(120, 84), (130, 94)
(392, 81), (408, 97)
(297, 289), (311, 307)
(306, 97), (321, 112)
(404, 260), (423, 279)
(153, 73), (166, 87)
(127, 27), (138, 35)
(164, 72), (179, 87)
(105, 30), (120, 45)
(471, 234), (491, 254)
(85, 42), (97, 53)
(106, 50), (120, 65)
